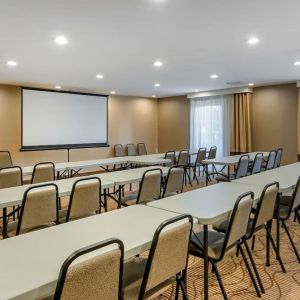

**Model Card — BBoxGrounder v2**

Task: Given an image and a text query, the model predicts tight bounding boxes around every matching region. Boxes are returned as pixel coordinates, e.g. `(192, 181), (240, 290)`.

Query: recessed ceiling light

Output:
(293, 61), (300, 66)
(247, 37), (259, 45)
(154, 83), (160, 87)
(210, 74), (219, 79)
(54, 36), (68, 45)
(152, 95), (156, 98)
(55, 85), (62, 89)
(110, 91), (116, 94)
(96, 74), (104, 79)
(248, 83), (254, 86)
(7, 60), (17, 67)
(153, 60), (163, 67)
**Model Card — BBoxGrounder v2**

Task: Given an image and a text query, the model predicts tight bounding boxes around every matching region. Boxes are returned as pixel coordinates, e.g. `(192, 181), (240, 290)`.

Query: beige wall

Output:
(251, 83), (299, 164)
(158, 95), (190, 152)
(0, 85), (158, 165)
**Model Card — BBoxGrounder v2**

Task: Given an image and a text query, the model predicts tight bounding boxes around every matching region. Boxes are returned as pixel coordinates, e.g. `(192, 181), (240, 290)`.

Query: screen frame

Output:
(21, 87), (109, 151)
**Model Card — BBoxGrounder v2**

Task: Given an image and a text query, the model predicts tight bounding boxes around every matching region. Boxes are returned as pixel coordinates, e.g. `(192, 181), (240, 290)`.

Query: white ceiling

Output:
(1, 0), (300, 97)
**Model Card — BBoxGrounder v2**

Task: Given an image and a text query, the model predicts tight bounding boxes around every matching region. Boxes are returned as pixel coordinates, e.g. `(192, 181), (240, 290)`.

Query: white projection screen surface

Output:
(22, 88), (108, 149)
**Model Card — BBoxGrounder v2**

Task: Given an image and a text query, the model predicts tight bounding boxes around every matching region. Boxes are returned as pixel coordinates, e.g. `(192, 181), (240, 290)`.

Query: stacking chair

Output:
(190, 192), (262, 299)
(263, 150), (276, 171)
(137, 143), (147, 156)
(249, 152), (263, 175)
(31, 162), (55, 184)
(177, 150), (192, 187)
(0, 151), (13, 168)
(121, 169), (162, 206)
(0, 166), (22, 188)
(60, 177), (102, 222)
(127, 144), (137, 156)
(274, 148), (283, 168)
(54, 238), (124, 300)
(164, 151), (176, 167)
(123, 214), (193, 300)
(276, 176), (300, 263)
(0, 166), (23, 222)
(213, 182), (285, 294)
(206, 146), (217, 179)
(7, 183), (59, 236)
(162, 166), (184, 198)
(216, 154), (249, 182)
(114, 144), (126, 157)
(190, 148), (207, 184)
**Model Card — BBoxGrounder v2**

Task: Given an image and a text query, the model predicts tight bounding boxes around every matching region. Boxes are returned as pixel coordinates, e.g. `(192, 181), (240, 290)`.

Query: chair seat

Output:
(123, 257), (174, 300)
(190, 230), (226, 260)
(279, 195), (293, 207)
(215, 173), (233, 182)
(213, 217), (255, 236)
(121, 192), (139, 206)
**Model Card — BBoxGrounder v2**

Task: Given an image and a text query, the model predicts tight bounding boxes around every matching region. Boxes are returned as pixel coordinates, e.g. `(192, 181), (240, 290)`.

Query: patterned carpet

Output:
(153, 220), (300, 300)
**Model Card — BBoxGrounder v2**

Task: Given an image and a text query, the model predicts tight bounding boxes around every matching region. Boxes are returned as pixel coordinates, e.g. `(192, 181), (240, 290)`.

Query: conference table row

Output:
(0, 161), (299, 300)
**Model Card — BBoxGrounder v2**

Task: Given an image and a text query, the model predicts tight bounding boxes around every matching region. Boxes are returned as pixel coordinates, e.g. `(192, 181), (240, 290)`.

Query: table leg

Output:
(203, 224), (209, 300)
(205, 164), (209, 186)
(276, 193), (280, 259)
(2, 208), (8, 239)
(104, 188), (108, 212)
(228, 165), (231, 181)
(56, 171), (60, 180)
(118, 185), (122, 209)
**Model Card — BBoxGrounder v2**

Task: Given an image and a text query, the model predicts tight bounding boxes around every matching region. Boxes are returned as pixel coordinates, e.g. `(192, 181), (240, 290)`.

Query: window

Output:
(190, 95), (232, 157)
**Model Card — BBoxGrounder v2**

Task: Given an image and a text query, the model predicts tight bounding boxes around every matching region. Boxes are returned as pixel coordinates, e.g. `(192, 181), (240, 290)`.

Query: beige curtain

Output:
(232, 93), (252, 153)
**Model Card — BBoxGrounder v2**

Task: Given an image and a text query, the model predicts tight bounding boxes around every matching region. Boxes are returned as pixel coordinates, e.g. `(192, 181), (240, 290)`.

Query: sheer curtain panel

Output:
(190, 95), (232, 157)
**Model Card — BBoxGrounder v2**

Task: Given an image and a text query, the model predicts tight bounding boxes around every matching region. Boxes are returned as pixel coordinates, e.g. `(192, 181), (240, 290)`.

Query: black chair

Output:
(164, 151), (176, 167)
(190, 148), (207, 184)
(263, 150), (277, 171)
(31, 162), (55, 184)
(216, 154), (249, 182)
(0, 151), (13, 168)
(250, 152), (263, 175)
(177, 150), (192, 187)
(137, 143), (147, 155)
(54, 238), (124, 300)
(274, 148), (283, 168)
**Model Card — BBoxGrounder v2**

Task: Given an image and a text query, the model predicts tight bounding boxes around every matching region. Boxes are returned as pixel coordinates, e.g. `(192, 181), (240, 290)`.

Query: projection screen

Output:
(21, 88), (108, 150)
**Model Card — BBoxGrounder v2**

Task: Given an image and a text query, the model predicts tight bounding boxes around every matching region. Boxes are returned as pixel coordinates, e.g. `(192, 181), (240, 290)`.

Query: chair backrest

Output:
(208, 146), (217, 159)
(221, 192), (253, 259)
(0, 166), (22, 189)
(67, 177), (101, 222)
(137, 169), (162, 204)
(251, 153), (263, 175)
(248, 182), (279, 237)
(177, 150), (189, 166)
(126, 144), (137, 156)
(163, 166), (184, 197)
(17, 183), (59, 235)
(164, 151), (176, 167)
(31, 162), (55, 184)
(138, 215), (193, 299)
(285, 176), (300, 218)
(54, 238), (124, 300)
(196, 148), (207, 164)
(137, 143), (147, 156)
(265, 150), (277, 170)
(234, 155), (250, 179)
(0, 151), (12, 168)
(114, 144), (125, 157)
(274, 148), (283, 168)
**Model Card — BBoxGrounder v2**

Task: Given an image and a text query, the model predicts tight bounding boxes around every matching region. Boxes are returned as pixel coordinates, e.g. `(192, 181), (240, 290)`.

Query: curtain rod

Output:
(187, 87), (253, 99)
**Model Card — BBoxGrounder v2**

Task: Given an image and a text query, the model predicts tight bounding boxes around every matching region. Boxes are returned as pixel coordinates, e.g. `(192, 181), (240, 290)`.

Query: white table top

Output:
(0, 205), (184, 300)
(0, 175), (114, 209)
(234, 162), (300, 192)
(21, 155), (169, 176)
(148, 182), (264, 225)
(102, 166), (170, 186)
(203, 152), (269, 166)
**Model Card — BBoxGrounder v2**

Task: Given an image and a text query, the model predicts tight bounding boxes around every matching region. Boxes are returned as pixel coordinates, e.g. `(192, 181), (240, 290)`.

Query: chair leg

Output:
(251, 235), (256, 251)
(265, 224), (286, 273)
(179, 279), (189, 300)
(210, 261), (228, 300)
(193, 166), (199, 184)
(239, 244), (261, 298)
(175, 277), (180, 300)
(186, 167), (192, 187)
(244, 241), (265, 293)
(282, 220), (300, 263)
